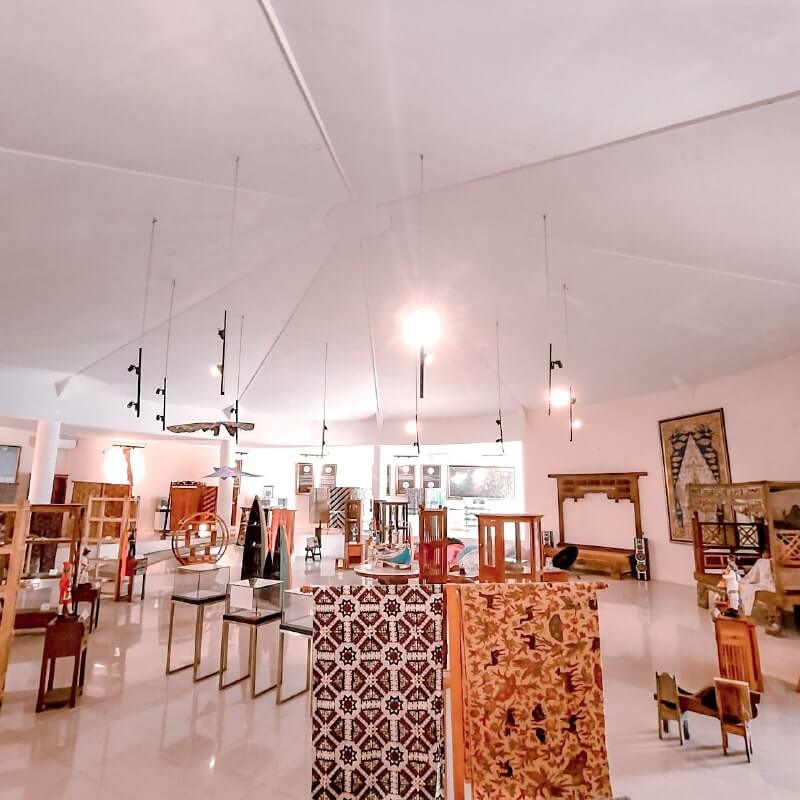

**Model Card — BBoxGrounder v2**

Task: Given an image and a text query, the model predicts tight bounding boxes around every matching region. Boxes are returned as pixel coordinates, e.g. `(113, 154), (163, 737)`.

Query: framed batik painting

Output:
(659, 409), (731, 544)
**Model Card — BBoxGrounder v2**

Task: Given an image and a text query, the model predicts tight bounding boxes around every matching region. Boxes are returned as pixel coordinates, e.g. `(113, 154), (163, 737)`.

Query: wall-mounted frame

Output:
(447, 465), (515, 500)
(320, 463), (337, 488)
(420, 464), (441, 490)
(296, 462), (313, 494)
(395, 464), (416, 496)
(659, 408), (731, 544)
(0, 445), (21, 485)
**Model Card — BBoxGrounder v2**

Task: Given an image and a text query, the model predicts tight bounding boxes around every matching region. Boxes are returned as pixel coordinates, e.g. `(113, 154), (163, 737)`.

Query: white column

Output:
(216, 434), (236, 524)
(29, 419), (61, 503)
(371, 444), (382, 500)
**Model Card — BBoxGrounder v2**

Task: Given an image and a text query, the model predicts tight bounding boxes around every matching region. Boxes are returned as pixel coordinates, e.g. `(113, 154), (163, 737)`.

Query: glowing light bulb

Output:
(424, 353), (434, 366)
(403, 309), (441, 349)
(573, 419), (583, 430)
(550, 387), (571, 408)
(405, 420), (417, 435)
(209, 364), (221, 377)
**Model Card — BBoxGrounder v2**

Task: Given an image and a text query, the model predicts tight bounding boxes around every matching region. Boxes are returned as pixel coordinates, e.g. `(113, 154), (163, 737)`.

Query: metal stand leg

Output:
(219, 619), (251, 690)
(276, 630), (312, 704)
(165, 601), (189, 675)
(251, 622), (278, 699)
(192, 603), (221, 682)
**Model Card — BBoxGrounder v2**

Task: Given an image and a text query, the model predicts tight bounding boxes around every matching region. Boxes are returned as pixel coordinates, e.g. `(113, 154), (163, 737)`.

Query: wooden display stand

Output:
(343, 500), (363, 569)
(84, 496), (139, 601)
(476, 513), (544, 583)
(0, 502), (30, 709)
(419, 507), (448, 584)
(548, 472), (644, 579)
(23, 503), (84, 579)
(36, 615), (89, 712)
(688, 481), (800, 635)
(373, 500), (409, 546)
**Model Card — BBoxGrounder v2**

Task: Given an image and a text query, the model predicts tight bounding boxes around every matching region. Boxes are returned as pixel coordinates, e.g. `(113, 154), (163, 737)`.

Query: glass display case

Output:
(228, 577), (281, 620)
(171, 564), (229, 603)
(281, 587), (312, 634)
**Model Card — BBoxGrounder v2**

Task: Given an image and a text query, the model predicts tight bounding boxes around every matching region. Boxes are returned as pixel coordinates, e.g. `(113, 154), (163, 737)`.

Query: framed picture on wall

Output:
(659, 408), (731, 544)
(395, 464), (416, 496)
(420, 464), (441, 489)
(296, 462), (313, 494)
(0, 445), (21, 484)
(447, 465), (515, 499)
(320, 463), (337, 488)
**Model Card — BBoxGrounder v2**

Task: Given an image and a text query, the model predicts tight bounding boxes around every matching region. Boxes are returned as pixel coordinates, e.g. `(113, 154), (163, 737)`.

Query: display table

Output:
(354, 562), (420, 585)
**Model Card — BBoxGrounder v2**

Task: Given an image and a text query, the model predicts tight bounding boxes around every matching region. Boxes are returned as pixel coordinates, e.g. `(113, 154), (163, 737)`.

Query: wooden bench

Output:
(549, 544), (633, 580)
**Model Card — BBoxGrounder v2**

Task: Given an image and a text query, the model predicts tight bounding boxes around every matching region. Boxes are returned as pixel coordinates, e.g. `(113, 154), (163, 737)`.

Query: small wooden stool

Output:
(36, 615), (88, 713)
(121, 556), (149, 602)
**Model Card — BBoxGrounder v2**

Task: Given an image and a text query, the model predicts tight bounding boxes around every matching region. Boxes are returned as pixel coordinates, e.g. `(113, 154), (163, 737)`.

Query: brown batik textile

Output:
(312, 584), (445, 800)
(459, 582), (612, 800)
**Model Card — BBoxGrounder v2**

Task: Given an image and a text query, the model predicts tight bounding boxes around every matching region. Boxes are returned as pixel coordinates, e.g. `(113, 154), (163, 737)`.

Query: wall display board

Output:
(394, 463), (416, 496)
(295, 462), (313, 494)
(0, 446), (21, 484)
(447, 466), (514, 500)
(421, 464), (442, 489)
(320, 463), (337, 488)
(659, 408), (731, 544)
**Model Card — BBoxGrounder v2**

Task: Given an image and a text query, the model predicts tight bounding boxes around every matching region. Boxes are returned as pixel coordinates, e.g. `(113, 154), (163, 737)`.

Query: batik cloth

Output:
(312, 584), (445, 800)
(459, 582), (612, 800)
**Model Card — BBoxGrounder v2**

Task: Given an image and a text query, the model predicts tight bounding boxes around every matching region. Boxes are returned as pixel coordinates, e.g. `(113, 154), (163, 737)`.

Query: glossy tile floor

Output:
(2, 553), (799, 800)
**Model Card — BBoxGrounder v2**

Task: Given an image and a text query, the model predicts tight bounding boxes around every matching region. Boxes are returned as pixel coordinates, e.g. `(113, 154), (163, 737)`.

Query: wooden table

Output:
(354, 563), (420, 585)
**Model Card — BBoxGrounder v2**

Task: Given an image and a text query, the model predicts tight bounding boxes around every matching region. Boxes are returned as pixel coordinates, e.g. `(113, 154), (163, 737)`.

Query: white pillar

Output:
(216, 434), (236, 524)
(29, 419), (61, 503)
(371, 444), (382, 500)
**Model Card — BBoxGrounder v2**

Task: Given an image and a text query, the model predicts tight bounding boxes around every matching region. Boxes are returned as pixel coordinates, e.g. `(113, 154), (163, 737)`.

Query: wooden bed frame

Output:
(688, 481), (800, 635)
(548, 472), (647, 579)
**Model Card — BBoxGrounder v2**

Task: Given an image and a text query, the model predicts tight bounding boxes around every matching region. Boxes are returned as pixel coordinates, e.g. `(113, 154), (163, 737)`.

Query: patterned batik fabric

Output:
(312, 585), (445, 800)
(459, 582), (612, 800)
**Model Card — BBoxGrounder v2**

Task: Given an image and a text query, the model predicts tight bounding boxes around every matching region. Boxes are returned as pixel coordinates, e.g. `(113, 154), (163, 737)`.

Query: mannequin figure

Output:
(740, 551), (775, 616)
(720, 556), (742, 617)
(58, 561), (73, 615)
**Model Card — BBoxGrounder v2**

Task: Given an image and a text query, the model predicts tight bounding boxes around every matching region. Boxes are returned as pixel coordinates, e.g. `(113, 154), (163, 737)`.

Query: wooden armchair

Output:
(655, 671), (690, 744)
(714, 677), (754, 761)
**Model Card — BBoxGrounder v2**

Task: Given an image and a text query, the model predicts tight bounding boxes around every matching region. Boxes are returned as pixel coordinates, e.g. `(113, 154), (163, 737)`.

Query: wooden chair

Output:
(655, 671), (689, 744)
(714, 616), (764, 692)
(419, 508), (448, 585)
(714, 677), (754, 761)
(343, 500), (363, 568)
(36, 615), (88, 712)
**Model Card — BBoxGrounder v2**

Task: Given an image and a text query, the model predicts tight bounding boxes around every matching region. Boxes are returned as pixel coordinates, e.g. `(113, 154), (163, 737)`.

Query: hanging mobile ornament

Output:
(128, 217), (158, 417)
(156, 279), (176, 431)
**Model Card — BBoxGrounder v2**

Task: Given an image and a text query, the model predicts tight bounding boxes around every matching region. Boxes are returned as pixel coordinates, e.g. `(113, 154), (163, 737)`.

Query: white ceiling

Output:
(2, 1), (800, 433)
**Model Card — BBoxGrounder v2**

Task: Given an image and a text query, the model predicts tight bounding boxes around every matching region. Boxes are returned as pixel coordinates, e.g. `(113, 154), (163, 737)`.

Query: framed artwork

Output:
(262, 485), (274, 507)
(420, 464), (441, 489)
(296, 462), (313, 494)
(447, 465), (515, 499)
(659, 408), (731, 544)
(395, 464), (416, 496)
(320, 463), (337, 488)
(0, 445), (21, 484)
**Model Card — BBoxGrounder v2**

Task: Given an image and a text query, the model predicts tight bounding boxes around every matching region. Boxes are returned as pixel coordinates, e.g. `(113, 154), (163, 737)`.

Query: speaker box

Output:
(634, 536), (650, 581)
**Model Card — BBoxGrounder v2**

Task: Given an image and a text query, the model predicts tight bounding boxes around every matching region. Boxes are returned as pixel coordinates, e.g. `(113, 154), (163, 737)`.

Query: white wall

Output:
(523, 353), (800, 585)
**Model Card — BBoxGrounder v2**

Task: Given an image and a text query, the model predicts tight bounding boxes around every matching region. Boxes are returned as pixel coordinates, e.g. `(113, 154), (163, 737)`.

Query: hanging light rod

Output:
(569, 385), (577, 442)
(495, 321), (505, 455)
(156, 279), (176, 432)
(547, 343), (563, 416)
(218, 310), (227, 396)
(128, 216), (158, 417)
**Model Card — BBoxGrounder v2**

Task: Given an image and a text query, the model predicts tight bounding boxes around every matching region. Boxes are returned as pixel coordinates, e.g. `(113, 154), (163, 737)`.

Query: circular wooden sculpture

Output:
(171, 512), (230, 565)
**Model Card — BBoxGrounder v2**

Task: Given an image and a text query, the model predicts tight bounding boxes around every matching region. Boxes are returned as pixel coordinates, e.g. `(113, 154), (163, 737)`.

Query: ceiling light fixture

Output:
(128, 216), (158, 418)
(405, 420), (417, 435)
(572, 419), (583, 430)
(155, 279), (176, 432)
(209, 364), (221, 377)
(494, 320), (505, 455)
(550, 387), (571, 408)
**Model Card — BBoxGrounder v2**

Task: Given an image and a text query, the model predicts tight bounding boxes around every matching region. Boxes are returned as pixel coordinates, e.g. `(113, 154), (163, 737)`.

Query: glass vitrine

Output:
(281, 587), (312, 634)
(228, 577), (282, 619)
(171, 564), (229, 603)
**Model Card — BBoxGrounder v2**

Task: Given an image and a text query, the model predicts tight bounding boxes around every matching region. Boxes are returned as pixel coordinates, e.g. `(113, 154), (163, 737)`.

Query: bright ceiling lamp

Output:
(572, 419), (583, 430)
(209, 364), (221, 377)
(550, 387), (572, 408)
(403, 308), (441, 350)
(405, 420), (417, 435)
